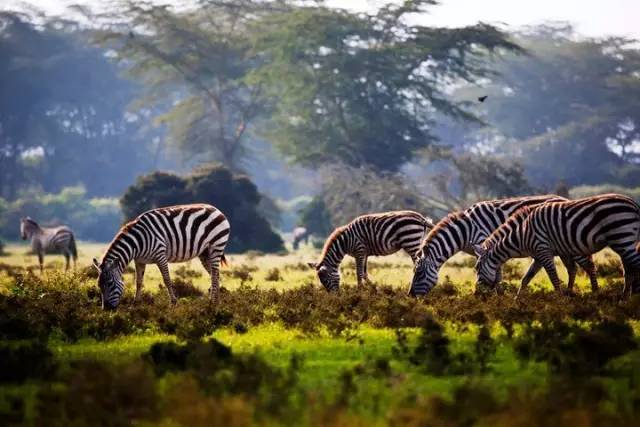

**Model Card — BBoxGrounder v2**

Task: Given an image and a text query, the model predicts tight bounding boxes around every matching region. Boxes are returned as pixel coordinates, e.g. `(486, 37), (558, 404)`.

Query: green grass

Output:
(49, 323), (548, 403)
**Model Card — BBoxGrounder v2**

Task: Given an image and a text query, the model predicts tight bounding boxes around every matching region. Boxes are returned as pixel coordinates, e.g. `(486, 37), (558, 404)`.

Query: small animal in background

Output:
(292, 226), (309, 250)
(308, 210), (433, 291)
(20, 217), (78, 273)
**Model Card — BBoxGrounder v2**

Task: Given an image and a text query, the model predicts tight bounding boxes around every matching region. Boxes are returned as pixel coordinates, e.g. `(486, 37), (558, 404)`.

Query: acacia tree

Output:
(248, 0), (521, 172)
(91, 0), (282, 170)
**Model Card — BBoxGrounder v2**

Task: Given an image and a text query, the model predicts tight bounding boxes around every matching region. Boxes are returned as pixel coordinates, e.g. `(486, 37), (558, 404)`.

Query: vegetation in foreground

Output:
(0, 253), (640, 426)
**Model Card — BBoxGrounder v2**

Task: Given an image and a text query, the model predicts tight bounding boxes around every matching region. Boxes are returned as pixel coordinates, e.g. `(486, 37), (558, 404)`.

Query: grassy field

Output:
(0, 241), (617, 294)
(1, 242), (639, 426)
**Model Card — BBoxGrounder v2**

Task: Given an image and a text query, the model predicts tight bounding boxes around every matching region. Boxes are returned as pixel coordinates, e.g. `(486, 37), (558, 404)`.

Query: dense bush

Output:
(0, 186), (121, 241)
(120, 164), (285, 253)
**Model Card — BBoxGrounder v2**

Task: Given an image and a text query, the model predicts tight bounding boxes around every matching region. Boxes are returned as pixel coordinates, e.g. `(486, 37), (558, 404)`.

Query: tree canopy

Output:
(248, 1), (520, 171)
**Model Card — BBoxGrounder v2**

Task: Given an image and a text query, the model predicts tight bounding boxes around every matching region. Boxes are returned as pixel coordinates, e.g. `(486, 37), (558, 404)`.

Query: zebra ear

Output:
(92, 258), (101, 272)
(472, 244), (486, 258)
(307, 262), (317, 270)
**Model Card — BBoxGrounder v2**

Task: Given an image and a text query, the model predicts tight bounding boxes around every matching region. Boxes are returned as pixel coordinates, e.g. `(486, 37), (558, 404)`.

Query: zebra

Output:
(292, 227), (309, 250)
(20, 217), (78, 273)
(474, 194), (640, 297)
(92, 204), (230, 310)
(409, 195), (599, 296)
(307, 210), (434, 291)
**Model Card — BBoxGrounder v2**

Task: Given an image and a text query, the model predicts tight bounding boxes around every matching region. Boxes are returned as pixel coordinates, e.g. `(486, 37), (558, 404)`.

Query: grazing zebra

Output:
(92, 204), (230, 310)
(20, 217), (77, 273)
(308, 211), (434, 291)
(409, 195), (599, 296)
(474, 194), (640, 297)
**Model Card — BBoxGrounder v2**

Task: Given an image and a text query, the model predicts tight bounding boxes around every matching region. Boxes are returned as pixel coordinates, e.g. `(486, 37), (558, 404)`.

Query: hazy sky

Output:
(10, 0), (640, 39)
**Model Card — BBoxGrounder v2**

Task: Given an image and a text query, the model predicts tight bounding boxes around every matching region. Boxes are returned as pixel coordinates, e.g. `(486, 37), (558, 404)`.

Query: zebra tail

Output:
(221, 254), (229, 267)
(69, 234), (78, 260)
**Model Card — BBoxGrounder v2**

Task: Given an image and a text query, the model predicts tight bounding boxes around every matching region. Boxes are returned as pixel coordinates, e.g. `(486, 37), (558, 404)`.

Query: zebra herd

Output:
(311, 193), (640, 298)
(19, 192), (640, 310)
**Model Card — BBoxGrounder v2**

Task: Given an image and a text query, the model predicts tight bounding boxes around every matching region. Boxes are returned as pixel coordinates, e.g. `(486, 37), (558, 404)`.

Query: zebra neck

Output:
(104, 234), (138, 273)
(320, 237), (348, 270)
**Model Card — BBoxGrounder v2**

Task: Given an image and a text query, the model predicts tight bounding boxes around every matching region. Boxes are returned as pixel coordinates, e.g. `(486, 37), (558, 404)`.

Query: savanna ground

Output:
(1, 242), (640, 426)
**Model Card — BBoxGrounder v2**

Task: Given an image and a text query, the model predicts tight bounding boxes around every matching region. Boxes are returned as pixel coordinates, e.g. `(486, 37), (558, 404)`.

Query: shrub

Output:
(120, 164), (285, 253)
(0, 186), (121, 241)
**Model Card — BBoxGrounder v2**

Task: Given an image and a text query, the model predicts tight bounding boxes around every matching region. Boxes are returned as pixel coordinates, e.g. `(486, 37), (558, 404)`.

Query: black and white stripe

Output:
(92, 204), (230, 309)
(308, 210), (433, 291)
(475, 194), (640, 296)
(410, 195), (599, 296)
(20, 217), (77, 272)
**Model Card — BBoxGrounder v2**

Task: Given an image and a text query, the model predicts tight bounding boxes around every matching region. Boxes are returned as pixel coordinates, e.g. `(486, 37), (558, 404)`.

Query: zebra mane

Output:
(22, 217), (41, 229)
(484, 205), (532, 249)
(319, 225), (347, 261)
(422, 210), (466, 246)
(101, 218), (140, 266)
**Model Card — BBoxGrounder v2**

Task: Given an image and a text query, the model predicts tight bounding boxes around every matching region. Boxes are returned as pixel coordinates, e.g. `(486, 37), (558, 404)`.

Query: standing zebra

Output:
(474, 194), (640, 297)
(308, 211), (433, 291)
(92, 204), (230, 310)
(292, 227), (309, 250)
(409, 195), (599, 296)
(20, 217), (77, 273)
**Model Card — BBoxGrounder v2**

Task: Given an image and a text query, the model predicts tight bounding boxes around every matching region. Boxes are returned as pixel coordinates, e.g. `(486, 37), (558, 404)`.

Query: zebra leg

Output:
(517, 259), (543, 299)
(134, 261), (146, 303)
(355, 255), (366, 287)
(200, 249), (222, 303)
(156, 260), (177, 305)
(537, 251), (564, 293)
(64, 252), (70, 272)
(610, 245), (640, 297)
(575, 256), (599, 292)
(38, 251), (44, 274)
(363, 256), (370, 283)
(559, 256), (577, 293)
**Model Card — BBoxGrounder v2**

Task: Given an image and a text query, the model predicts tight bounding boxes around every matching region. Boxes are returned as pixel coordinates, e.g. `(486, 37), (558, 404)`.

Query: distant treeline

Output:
(1, 2), (640, 240)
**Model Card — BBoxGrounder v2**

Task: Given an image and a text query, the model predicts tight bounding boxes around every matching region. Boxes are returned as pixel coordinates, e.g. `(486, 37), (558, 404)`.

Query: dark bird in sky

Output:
(478, 95), (488, 103)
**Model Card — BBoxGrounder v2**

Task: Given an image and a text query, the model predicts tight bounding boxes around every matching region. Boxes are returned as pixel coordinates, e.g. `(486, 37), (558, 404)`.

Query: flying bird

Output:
(478, 95), (488, 103)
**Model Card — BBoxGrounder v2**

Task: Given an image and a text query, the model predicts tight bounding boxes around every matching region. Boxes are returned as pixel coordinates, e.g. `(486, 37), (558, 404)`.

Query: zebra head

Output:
(307, 262), (340, 292)
(409, 255), (439, 296)
(19, 217), (37, 240)
(473, 244), (501, 290)
(93, 258), (124, 310)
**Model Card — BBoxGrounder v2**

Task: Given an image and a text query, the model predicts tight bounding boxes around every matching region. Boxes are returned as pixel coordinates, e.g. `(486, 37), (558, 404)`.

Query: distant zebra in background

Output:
(308, 211), (433, 291)
(92, 204), (230, 310)
(475, 194), (640, 297)
(20, 217), (77, 273)
(410, 195), (599, 296)
(292, 227), (309, 250)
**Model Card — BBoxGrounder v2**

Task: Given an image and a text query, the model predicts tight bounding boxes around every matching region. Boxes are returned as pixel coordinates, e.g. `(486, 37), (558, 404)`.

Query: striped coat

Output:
(410, 195), (598, 296)
(308, 210), (433, 291)
(20, 217), (77, 272)
(93, 204), (230, 309)
(475, 194), (640, 296)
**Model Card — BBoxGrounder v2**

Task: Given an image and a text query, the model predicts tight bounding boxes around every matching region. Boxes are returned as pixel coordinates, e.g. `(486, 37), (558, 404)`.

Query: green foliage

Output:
(92, 0), (272, 170)
(0, 11), (155, 200)
(249, 2), (520, 172)
(301, 163), (438, 232)
(515, 320), (637, 376)
(0, 186), (120, 241)
(476, 24), (640, 187)
(120, 164), (284, 253)
(298, 196), (333, 237)
(120, 172), (191, 220)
